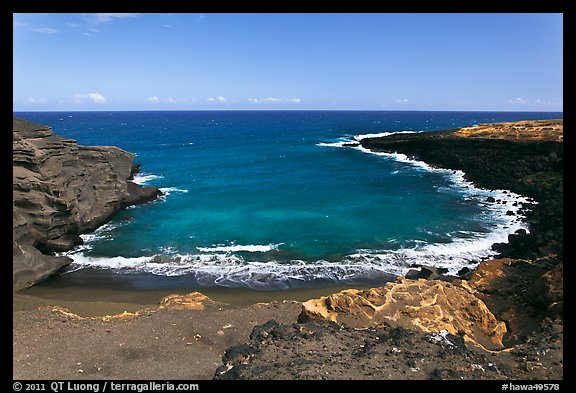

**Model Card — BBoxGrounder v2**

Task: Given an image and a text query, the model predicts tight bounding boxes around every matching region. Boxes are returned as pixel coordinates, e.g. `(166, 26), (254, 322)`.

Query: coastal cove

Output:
(14, 111), (561, 296)
(13, 113), (563, 380)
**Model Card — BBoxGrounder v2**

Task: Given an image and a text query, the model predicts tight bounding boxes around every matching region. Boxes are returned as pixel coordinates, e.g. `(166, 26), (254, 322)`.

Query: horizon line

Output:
(13, 108), (564, 114)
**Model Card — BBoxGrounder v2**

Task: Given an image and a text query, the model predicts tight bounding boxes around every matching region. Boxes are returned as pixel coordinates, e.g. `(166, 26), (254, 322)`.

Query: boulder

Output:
(405, 265), (452, 281)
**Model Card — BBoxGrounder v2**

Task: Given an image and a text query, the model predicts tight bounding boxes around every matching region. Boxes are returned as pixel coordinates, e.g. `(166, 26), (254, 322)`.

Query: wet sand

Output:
(14, 281), (373, 316)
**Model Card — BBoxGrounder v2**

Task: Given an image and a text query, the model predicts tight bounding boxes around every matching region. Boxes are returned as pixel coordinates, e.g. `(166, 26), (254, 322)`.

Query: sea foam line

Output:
(159, 187), (189, 196)
(63, 192), (532, 289)
(61, 230), (514, 289)
(132, 173), (189, 199)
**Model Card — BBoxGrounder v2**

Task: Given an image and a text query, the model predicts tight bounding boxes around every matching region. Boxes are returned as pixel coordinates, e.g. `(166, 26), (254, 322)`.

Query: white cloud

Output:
(13, 20), (28, 28)
(207, 96), (227, 103)
(395, 98), (409, 103)
(88, 92), (107, 103)
(508, 97), (527, 104)
(166, 97), (194, 104)
(147, 96), (160, 103)
(31, 27), (59, 34)
(89, 13), (142, 24)
(74, 92), (107, 104)
(535, 99), (555, 106)
(82, 28), (100, 37)
(163, 24), (173, 28)
(26, 97), (48, 104)
(249, 97), (301, 104)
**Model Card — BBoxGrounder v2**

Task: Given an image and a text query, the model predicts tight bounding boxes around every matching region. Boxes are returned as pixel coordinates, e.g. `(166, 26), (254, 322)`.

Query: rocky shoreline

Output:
(359, 119), (563, 261)
(13, 117), (161, 291)
(13, 118), (563, 380)
(214, 119), (563, 380)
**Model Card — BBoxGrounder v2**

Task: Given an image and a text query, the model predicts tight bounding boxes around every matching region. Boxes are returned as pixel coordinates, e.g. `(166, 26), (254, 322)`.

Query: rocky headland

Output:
(359, 119), (563, 261)
(13, 117), (161, 291)
(13, 118), (563, 380)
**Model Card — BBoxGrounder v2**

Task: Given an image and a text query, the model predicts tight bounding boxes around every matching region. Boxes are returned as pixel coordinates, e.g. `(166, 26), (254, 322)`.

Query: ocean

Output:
(15, 110), (562, 291)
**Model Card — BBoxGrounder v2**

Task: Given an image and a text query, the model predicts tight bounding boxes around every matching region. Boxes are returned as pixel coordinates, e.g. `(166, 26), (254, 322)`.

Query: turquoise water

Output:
(16, 111), (561, 290)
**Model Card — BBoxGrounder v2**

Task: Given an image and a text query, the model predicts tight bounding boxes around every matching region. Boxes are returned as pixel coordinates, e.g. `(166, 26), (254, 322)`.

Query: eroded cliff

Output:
(13, 117), (160, 291)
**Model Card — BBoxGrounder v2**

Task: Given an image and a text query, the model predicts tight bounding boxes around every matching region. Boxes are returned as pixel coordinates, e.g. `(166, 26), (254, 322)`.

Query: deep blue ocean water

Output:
(15, 110), (562, 290)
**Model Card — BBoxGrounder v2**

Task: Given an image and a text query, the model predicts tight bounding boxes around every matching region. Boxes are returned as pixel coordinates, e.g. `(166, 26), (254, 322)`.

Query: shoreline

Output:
(359, 119), (562, 261)
(15, 119), (559, 310)
(13, 118), (563, 380)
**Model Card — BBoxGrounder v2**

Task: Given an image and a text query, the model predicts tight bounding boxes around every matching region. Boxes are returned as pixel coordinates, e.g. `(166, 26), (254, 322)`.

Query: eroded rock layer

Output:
(13, 117), (160, 291)
(298, 278), (507, 350)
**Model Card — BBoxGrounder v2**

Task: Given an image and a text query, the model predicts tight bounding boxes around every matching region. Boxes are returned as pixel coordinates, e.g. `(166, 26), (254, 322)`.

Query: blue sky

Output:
(13, 13), (563, 111)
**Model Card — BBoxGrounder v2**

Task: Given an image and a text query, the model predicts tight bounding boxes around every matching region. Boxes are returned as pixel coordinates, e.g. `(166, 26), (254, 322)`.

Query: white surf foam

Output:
(132, 173), (164, 185)
(317, 131), (418, 148)
(68, 222), (124, 253)
(354, 130), (417, 141)
(62, 207), (528, 288)
(316, 141), (350, 148)
(197, 243), (282, 253)
(158, 187), (189, 196)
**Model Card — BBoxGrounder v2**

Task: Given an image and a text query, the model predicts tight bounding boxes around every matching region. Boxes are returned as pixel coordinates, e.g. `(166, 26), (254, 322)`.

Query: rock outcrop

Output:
(298, 278), (507, 351)
(464, 257), (563, 344)
(455, 119), (563, 142)
(13, 117), (161, 291)
(43, 292), (209, 322)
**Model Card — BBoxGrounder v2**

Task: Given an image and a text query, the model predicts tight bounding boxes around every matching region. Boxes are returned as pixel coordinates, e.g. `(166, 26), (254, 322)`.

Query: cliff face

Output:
(13, 117), (160, 291)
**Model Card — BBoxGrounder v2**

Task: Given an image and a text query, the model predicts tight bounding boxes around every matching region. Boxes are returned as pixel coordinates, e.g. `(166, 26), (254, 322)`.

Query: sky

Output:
(13, 13), (563, 111)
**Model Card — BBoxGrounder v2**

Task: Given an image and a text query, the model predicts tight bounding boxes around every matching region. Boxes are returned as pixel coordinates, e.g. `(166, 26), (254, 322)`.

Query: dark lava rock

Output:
(457, 266), (472, 279)
(360, 131), (563, 260)
(214, 319), (520, 380)
(405, 265), (453, 281)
